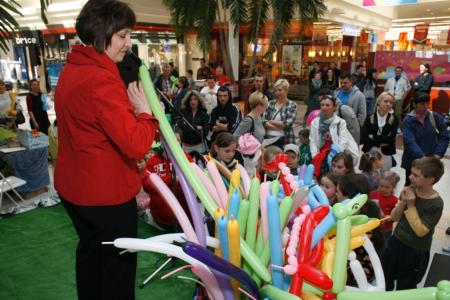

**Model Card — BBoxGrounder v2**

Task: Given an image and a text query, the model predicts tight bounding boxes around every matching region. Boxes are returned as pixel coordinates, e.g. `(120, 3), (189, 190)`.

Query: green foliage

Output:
(0, 0), (22, 53)
(162, 0), (326, 57)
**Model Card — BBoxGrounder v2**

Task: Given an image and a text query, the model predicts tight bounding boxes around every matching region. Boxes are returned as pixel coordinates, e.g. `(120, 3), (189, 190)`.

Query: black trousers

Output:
(62, 197), (138, 300)
(381, 235), (429, 291)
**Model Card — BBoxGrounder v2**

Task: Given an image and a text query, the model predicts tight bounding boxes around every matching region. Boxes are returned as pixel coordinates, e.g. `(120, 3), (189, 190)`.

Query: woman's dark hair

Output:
(178, 76), (189, 89)
(421, 63), (431, 74)
(332, 152), (354, 174)
(339, 173), (370, 199)
(210, 132), (237, 158)
(366, 68), (377, 87)
(338, 173), (384, 252)
(413, 92), (430, 104)
(76, 0), (136, 53)
(314, 70), (322, 77)
(358, 151), (382, 173)
(216, 85), (232, 103)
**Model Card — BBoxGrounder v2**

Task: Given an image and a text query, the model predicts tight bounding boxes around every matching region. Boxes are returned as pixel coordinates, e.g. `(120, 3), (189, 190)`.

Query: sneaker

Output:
(443, 246), (450, 253)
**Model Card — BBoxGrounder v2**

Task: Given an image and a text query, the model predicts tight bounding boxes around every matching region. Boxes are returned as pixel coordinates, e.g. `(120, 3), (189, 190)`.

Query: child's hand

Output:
(401, 187), (416, 208)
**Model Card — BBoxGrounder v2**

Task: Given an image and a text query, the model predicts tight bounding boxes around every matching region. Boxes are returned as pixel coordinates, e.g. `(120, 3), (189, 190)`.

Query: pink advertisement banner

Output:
(374, 51), (450, 82)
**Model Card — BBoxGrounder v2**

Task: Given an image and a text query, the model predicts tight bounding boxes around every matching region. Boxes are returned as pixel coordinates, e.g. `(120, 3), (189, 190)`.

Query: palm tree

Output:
(0, 0), (22, 52)
(0, 0), (51, 53)
(162, 0), (326, 79)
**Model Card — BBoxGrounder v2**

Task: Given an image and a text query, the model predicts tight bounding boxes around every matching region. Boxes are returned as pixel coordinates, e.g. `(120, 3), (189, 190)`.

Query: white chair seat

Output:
(0, 176), (26, 193)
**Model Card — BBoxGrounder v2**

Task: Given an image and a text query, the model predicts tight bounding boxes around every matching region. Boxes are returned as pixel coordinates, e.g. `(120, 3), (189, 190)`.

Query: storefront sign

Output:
(360, 32), (369, 45)
(281, 45), (302, 76)
(363, 0), (417, 7)
(342, 24), (359, 37)
(14, 37), (37, 46)
(413, 23), (429, 45)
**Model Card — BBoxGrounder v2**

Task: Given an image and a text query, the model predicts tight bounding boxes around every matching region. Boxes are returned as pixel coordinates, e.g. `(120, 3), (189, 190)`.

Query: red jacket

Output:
(54, 45), (158, 206)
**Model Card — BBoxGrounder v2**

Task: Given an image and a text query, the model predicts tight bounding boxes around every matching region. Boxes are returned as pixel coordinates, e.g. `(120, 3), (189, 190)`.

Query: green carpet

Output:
(0, 204), (196, 300)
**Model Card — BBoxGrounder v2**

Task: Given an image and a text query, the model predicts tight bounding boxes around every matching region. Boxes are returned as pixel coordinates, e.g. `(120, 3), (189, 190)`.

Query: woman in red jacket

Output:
(54, 1), (158, 299)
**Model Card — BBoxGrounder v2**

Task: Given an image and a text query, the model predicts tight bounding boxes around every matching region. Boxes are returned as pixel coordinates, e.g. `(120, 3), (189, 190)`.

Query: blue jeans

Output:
(366, 97), (375, 116)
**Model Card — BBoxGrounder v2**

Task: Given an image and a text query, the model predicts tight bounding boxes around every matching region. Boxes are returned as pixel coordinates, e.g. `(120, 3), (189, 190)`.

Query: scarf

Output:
(312, 79), (322, 90)
(318, 112), (335, 148)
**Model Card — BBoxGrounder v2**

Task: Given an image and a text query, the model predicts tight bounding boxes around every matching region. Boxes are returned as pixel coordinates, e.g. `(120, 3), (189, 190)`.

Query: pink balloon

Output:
(306, 109), (320, 127)
(237, 163), (251, 197)
(206, 160), (228, 209)
(284, 264), (297, 275)
(260, 182), (271, 242)
(191, 163), (223, 209)
(288, 256), (298, 267)
(191, 264), (225, 300)
(148, 173), (199, 244)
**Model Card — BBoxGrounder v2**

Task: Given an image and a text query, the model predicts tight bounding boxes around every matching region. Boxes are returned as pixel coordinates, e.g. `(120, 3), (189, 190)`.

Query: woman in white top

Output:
(263, 79), (297, 148)
(310, 94), (359, 165)
(0, 80), (12, 117)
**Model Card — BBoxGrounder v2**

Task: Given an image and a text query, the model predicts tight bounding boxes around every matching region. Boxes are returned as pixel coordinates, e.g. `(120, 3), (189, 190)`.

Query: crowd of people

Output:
(140, 56), (450, 293)
(33, 0), (449, 298)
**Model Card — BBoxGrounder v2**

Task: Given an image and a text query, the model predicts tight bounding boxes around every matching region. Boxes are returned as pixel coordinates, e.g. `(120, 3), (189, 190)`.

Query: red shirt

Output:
(141, 152), (192, 225)
(216, 75), (231, 86)
(54, 45), (158, 206)
(370, 191), (398, 231)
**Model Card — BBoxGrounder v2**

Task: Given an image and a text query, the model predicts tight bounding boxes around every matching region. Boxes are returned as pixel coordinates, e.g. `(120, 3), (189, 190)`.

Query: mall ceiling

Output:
(10, 0), (450, 31)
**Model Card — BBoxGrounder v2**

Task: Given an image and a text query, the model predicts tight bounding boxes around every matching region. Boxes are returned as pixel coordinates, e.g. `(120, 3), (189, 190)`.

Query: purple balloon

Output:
(162, 138), (206, 247)
(183, 240), (260, 298)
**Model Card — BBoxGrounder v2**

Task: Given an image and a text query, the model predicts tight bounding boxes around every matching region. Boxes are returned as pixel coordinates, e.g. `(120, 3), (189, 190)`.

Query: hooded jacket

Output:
(401, 110), (449, 171)
(54, 45), (158, 205)
(335, 86), (367, 126)
(175, 91), (209, 145)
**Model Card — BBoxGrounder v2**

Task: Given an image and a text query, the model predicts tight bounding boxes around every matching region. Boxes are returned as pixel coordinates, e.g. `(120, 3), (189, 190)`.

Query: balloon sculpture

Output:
(110, 64), (450, 300)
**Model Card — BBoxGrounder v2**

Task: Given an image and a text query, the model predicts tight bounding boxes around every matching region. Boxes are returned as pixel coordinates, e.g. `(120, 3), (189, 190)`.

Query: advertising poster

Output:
(413, 23), (430, 45)
(282, 45), (302, 76)
(374, 51), (450, 82)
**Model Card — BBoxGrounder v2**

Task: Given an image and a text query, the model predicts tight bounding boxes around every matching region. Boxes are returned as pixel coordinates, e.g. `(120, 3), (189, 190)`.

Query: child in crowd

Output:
(382, 157), (444, 291)
(283, 144), (300, 175)
(337, 173), (384, 287)
(210, 132), (241, 172)
(370, 171), (400, 239)
(141, 144), (192, 231)
(261, 145), (282, 181)
(331, 151), (355, 176)
(359, 151), (384, 191)
(320, 172), (342, 206)
(298, 129), (312, 166)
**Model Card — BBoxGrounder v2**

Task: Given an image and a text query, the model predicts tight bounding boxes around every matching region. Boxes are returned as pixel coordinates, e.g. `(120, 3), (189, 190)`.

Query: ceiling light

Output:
(47, 1), (81, 12)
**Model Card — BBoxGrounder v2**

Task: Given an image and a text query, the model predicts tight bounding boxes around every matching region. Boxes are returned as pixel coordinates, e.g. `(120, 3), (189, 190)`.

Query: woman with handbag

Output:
(361, 92), (399, 171)
(233, 91), (267, 143)
(175, 90), (209, 154)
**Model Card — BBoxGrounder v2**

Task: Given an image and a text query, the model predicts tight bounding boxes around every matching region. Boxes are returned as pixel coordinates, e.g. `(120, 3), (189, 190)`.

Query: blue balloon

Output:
(303, 164), (315, 186)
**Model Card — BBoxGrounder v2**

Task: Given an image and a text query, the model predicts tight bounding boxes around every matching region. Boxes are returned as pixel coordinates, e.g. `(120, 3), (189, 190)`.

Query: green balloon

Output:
(331, 203), (351, 294)
(139, 65), (270, 283)
(344, 194), (368, 216)
(237, 199), (250, 237)
(260, 285), (301, 300)
(245, 177), (261, 251)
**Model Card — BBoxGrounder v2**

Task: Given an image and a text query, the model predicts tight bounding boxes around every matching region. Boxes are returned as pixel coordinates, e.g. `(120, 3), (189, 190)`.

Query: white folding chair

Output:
(0, 171), (27, 213)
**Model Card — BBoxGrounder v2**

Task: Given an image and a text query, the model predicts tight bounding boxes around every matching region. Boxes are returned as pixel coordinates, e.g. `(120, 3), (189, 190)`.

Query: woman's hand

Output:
(127, 82), (152, 115)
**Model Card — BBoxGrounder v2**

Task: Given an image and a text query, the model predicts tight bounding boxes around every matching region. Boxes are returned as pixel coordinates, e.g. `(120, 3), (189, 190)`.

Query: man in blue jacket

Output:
(402, 93), (449, 186)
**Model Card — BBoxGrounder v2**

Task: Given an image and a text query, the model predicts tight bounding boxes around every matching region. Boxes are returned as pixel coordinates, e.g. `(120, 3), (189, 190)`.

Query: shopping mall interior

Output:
(0, 0), (449, 299)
